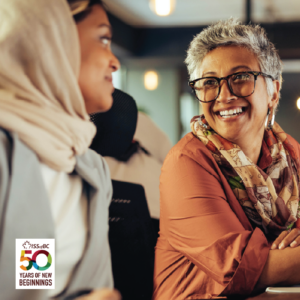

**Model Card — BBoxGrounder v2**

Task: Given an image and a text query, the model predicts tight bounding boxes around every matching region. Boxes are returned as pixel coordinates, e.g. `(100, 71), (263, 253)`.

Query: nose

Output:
(216, 79), (237, 103)
(110, 52), (120, 72)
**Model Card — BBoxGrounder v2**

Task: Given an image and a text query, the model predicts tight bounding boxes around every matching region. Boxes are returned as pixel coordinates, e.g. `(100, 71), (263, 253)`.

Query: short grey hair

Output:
(185, 18), (282, 97)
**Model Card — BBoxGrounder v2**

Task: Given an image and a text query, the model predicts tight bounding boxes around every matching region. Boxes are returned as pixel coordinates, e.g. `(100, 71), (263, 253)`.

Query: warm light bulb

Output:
(144, 71), (159, 90)
(297, 98), (300, 110)
(156, 0), (171, 16)
(150, 0), (176, 17)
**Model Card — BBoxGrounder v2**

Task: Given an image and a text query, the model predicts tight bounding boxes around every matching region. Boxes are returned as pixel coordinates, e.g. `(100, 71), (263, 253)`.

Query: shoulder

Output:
(165, 132), (215, 166)
(0, 127), (44, 181)
(135, 112), (173, 163)
(162, 132), (221, 179)
(135, 112), (160, 138)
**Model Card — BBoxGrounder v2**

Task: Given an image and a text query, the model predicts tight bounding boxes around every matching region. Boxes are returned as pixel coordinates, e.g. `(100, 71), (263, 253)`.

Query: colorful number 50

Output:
(20, 250), (52, 271)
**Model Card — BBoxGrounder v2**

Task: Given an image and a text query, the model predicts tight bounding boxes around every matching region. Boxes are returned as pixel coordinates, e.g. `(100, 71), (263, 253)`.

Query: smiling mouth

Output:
(216, 107), (247, 119)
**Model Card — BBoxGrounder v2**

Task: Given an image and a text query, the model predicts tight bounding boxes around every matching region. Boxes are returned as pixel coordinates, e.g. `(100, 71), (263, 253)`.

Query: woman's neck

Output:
(235, 132), (264, 165)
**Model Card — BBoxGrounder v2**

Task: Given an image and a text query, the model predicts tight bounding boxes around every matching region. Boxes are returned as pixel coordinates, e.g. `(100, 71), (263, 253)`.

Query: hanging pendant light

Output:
(149, 0), (176, 17)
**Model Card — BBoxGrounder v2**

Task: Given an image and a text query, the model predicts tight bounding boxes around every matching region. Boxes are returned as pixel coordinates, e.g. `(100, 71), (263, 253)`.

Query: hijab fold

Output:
(0, 0), (96, 172)
(191, 115), (300, 237)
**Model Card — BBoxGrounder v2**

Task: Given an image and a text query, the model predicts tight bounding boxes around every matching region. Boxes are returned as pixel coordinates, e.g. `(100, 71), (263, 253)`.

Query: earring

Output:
(265, 107), (275, 130)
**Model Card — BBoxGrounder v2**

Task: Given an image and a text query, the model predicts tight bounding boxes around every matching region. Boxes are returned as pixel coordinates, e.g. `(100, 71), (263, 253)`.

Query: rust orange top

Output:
(153, 132), (300, 300)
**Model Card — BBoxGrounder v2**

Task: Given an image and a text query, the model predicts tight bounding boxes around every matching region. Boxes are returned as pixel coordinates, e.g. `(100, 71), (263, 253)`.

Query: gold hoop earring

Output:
(265, 107), (275, 130)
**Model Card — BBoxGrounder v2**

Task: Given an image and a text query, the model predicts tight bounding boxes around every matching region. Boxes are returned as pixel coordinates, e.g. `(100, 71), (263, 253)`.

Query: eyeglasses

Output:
(189, 71), (274, 103)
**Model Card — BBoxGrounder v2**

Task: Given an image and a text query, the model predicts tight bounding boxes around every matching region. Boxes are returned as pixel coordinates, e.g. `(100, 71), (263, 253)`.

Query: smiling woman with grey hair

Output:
(153, 18), (300, 299)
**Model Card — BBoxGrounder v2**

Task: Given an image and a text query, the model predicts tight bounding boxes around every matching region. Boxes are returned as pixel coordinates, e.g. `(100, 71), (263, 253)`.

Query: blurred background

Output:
(104, 0), (300, 145)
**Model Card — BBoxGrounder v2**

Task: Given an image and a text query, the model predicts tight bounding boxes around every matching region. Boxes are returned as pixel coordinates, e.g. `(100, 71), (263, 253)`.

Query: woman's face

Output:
(76, 5), (120, 114)
(198, 45), (279, 145)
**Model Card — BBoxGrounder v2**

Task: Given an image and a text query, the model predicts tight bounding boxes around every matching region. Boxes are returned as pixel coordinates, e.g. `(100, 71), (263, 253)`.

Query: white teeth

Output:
(219, 107), (244, 118)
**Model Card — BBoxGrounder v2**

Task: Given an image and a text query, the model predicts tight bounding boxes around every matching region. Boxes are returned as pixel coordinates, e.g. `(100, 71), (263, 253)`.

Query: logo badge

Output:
(16, 239), (55, 289)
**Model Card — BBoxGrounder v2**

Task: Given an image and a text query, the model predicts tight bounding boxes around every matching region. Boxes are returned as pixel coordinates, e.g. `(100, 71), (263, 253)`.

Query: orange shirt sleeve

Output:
(159, 140), (270, 296)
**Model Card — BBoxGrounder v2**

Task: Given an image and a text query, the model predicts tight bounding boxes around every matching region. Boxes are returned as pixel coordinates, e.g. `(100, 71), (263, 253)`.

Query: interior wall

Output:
(276, 73), (300, 143)
(124, 67), (180, 145)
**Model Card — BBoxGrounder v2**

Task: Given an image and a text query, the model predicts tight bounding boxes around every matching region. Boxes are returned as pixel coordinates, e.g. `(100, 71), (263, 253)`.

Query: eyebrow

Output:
(97, 24), (113, 35)
(202, 71), (217, 77)
(230, 65), (252, 72)
(201, 65), (253, 77)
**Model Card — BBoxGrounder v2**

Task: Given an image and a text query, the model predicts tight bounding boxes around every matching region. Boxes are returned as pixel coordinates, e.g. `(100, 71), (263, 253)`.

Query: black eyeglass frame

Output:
(189, 71), (275, 103)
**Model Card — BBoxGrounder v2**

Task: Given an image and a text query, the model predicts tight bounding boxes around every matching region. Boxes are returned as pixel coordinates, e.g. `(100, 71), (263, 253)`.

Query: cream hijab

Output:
(0, 0), (96, 172)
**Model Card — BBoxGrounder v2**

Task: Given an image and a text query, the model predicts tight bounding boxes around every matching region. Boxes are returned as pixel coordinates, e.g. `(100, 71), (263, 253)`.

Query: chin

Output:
(101, 94), (114, 112)
(87, 94), (113, 114)
(98, 97), (113, 112)
(216, 129), (240, 143)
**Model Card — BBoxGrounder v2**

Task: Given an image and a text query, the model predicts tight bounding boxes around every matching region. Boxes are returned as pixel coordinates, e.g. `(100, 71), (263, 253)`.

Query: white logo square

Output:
(15, 239), (55, 289)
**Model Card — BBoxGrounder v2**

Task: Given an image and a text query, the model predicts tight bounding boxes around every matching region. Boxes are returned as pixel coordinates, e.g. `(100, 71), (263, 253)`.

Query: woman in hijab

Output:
(153, 19), (300, 299)
(0, 0), (121, 299)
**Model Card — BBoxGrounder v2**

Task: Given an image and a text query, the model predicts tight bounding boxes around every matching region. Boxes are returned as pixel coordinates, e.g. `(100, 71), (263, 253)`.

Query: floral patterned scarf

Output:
(191, 115), (300, 237)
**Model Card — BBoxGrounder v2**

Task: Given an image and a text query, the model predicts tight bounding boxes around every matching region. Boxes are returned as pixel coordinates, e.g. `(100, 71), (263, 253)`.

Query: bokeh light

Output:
(150, 0), (176, 17)
(144, 70), (159, 90)
(297, 98), (300, 110)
